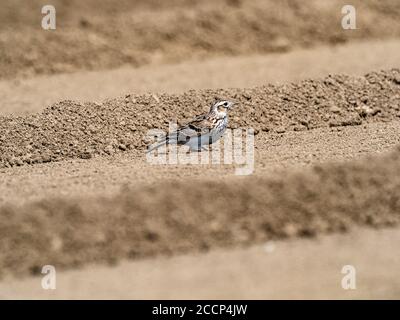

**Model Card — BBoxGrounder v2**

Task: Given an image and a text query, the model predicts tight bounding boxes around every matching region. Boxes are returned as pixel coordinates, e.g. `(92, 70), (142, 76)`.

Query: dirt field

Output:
(0, 0), (400, 299)
(2, 227), (399, 299)
(2, 0), (400, 79)
(2, 39), (399, 116)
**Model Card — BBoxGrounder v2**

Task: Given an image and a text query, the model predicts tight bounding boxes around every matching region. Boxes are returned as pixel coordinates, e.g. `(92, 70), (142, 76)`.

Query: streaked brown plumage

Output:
(147, 100), (237, 153)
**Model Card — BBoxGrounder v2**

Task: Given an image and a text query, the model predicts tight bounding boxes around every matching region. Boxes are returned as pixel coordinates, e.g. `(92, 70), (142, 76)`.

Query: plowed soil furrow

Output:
(1, 0), (400, 79)
(0, 143), (399, 278)
(2, 0), (400, 300)
(1, 69), (399, 169)
(0, 69), (400, 279)
(1, 121), (399, 206)
(2, 40), (400, 116)
(2, 227), (399, 299)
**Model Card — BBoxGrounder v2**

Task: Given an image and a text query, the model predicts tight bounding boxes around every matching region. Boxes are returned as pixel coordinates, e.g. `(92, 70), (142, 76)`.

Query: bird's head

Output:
(210, 100), (237, 115)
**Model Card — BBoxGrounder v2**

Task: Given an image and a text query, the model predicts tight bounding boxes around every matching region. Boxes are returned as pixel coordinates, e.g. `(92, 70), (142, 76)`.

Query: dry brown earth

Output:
(2, 0), (400, 79)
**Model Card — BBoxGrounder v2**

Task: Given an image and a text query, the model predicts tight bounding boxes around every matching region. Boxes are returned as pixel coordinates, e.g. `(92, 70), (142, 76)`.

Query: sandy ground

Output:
(1, 53), (399, 298)
(1, 69), (399, 169)
(2, 0), (400, 79)
(1, 39), (399, 116)
(1, 0), (400, 300)
(1, 227), (399, 299)
(1, 121), (399, 206)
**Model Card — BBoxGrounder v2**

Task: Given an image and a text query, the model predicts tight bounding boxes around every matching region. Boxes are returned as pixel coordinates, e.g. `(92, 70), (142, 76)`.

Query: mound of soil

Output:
(1, 0), (400, 78)
(0, 69), (399, 168)
(1, 144), (399, 278)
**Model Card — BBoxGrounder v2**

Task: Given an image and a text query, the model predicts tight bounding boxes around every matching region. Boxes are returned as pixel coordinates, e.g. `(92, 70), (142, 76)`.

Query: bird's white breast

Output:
(185, 116), (228, 151)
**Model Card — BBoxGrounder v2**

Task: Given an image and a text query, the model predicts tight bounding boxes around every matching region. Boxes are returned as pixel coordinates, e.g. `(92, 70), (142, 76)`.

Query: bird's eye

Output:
(223, 102), (228, 106)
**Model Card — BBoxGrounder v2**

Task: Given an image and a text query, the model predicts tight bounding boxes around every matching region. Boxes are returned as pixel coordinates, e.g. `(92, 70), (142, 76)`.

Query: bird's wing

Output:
(169, 113), (214, 142)
(186, 117), (215, 133)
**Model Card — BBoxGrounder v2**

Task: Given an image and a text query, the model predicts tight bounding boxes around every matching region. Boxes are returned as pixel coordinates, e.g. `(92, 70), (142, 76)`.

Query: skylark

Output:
(147, 100), (237, 153)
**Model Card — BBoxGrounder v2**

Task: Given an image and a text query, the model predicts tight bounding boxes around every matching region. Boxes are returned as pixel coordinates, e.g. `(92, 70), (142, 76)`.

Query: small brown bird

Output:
(147, 100), (237, 153)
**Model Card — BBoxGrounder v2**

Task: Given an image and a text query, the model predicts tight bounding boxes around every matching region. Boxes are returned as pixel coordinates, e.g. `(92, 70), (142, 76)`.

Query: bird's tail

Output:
(146, 138), (167, 154)
(146, 132), (180, 154)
